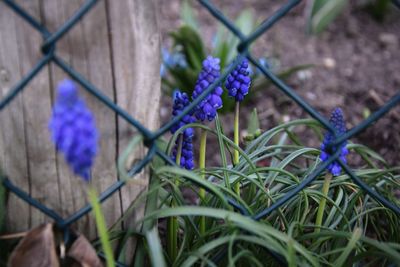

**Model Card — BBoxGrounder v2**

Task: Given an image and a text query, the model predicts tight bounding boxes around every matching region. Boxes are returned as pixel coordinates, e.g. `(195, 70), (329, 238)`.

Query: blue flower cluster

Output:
(49, 79), (98, 181)
(320, 108), (349, 176)
(225, 59), (251, 102)
(171, 90), (195, 170)
(192, 56), (223, 121)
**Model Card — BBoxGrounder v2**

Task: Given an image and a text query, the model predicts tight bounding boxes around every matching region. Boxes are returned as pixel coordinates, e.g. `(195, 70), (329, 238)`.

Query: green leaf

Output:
(226, 9), (255, 62)
(166, 67), (198, 95)
(133, 172), (162, 266)
(310, 0), (347, 34)
(366, 0), (390, 21)
(117, 135), (143, 182)
(214, 41), (230, 70)
(155, 166), (229, 207)
(300, 230), (400, 262)
(213, 22), (230, 68)
(348, 144), (388, 167)
(152, 138), (168, 169)
(181, 0), (198, 29)
(215, 115), (230, 189)
(247, 108), (260, 136)
(186, 45), (203, 71)
(145, 227), (167, 267)
(170, 26), (206, 70)
(141, 207), (319, 266)
(88, 187), (115, 267)
(236, 9), (255, 35)
(311, 0), (330, 15)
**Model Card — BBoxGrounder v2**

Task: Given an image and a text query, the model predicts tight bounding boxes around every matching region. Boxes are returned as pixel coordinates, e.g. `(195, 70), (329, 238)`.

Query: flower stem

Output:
(199, 129), (207, 235)
(234, 101), (240, 195)
(88, 186), (115, 267)
(167, 135), (183, 262)
(315, 172), (332, 233)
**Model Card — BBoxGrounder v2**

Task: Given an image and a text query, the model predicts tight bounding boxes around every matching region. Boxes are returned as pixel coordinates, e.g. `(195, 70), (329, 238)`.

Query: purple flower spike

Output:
(225, 59), (251, 102)
(49, 79), (98, 181)
(171, 90), (195, 170)
(192, 56), (223, 122)
(320, 108), (349, 176)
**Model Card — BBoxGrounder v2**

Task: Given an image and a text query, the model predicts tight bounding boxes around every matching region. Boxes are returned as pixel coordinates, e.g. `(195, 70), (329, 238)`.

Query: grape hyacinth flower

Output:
(171, 90), (195, 170)
(49, 79), (98, 181)
(192, 56), (223, 121)
(225, 58), (252, 195)
(320, 108), (349, 176)
(225, 59), (251, 102)
(191, 56), (224, 233)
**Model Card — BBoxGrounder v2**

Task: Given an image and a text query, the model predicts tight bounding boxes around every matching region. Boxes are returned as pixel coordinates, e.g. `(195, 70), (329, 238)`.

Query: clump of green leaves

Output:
(162, 1), (312, 113)
(111, 115), (400, 266)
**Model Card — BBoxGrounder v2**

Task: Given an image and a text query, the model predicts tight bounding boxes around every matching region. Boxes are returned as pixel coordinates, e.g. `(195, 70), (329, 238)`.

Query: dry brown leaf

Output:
(7, 224), (103, 267)
(8, 223), (59, 267)
(67, 234), (103, 267)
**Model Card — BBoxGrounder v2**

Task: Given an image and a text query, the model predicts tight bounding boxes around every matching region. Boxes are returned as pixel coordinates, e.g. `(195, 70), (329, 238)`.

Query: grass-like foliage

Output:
(111, 118), (400, 266)
(307, 0), (394, 34)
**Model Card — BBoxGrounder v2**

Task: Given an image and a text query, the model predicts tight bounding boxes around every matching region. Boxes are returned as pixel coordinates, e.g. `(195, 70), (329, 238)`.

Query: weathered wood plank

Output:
(14, 0), (61, 228)
(107, 0), (161, 257)
(0, 2), (31, 231)
(108, 0), (161, 215)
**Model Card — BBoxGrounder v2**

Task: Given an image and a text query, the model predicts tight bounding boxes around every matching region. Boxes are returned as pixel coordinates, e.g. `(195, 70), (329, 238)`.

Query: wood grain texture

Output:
(17, 0), (61, 230)
(0, 2), (31, 231)
(107, 0), (161, 257)
(0, 0), (161, 244)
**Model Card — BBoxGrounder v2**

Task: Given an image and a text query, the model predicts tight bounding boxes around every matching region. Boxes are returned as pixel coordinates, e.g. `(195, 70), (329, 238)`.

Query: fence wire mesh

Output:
(0, 0), (399, 265)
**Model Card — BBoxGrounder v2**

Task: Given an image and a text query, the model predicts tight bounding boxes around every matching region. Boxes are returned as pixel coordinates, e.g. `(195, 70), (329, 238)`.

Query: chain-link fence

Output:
(1, 0), (399, 265)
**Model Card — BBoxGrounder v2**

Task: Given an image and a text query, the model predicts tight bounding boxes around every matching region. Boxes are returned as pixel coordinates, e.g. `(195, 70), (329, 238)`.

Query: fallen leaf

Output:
(67, 234), (103, 267)
(8, 223), (59, 267)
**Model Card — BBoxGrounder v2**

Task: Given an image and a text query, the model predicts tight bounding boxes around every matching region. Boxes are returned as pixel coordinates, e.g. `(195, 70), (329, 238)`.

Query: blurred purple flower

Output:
(49, 79), (98, 181)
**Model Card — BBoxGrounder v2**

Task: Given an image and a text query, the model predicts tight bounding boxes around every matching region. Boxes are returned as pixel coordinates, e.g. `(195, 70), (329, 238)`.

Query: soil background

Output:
(159, 0), (400, 166)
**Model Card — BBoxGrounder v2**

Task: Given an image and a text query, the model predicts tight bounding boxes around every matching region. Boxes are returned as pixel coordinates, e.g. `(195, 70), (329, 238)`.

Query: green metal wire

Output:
(1, 0), (399, 266)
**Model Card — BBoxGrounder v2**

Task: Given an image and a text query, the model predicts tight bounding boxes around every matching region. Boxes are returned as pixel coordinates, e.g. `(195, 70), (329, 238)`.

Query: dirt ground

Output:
(159, 1), (400, 166)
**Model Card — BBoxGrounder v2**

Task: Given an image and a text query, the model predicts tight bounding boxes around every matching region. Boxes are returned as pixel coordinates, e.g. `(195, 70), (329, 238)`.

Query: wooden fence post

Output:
(0, 0), (160, 240)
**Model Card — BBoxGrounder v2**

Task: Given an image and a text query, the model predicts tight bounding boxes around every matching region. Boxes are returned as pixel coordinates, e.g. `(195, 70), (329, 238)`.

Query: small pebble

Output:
(282, 115), (290, 123)
(379, 33), (398, 48)
(306, 92), (317, 100)
(297, 70), (312, 81)
(323, 57), (336, 69)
